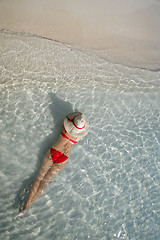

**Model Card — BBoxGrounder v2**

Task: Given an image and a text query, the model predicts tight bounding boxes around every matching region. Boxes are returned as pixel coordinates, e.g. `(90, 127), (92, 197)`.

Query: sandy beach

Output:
(0, 0), (160, 69)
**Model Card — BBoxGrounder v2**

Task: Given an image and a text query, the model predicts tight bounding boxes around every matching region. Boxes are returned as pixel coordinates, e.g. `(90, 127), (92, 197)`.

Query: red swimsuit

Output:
(50, 148), (68, 163)
(50, 131), (77, 163)
(61, 131), (77, 144)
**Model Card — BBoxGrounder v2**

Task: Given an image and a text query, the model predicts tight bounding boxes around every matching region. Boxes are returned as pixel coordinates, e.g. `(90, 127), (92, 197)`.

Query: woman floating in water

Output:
(22, 112), (89, 211)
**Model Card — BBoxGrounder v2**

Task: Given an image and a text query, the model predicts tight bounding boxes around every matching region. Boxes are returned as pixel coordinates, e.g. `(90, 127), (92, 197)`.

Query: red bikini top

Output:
(61, 131), (77, 144)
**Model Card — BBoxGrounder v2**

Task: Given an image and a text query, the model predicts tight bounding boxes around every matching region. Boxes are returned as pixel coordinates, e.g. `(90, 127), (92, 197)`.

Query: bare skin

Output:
(23, 128), (81, 211)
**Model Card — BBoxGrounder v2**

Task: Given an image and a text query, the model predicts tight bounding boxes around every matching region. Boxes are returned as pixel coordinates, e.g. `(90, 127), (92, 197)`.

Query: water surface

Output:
(0, 31), (160, 240)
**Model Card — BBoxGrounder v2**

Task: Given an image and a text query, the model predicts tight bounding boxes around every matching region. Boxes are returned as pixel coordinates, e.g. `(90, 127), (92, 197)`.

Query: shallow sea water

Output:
(0, 31), (160, 240)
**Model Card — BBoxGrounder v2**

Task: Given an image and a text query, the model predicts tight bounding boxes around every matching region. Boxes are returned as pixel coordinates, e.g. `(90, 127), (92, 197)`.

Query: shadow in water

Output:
(14, 92), (74, 211)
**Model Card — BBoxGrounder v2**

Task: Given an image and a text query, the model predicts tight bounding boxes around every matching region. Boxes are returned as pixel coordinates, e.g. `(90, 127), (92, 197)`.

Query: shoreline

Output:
(1, 29), (160, 72)
(0, 0), (160, 70)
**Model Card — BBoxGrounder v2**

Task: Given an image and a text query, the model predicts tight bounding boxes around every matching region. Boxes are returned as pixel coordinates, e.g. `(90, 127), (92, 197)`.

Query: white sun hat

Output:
(63, 112), (89, 138)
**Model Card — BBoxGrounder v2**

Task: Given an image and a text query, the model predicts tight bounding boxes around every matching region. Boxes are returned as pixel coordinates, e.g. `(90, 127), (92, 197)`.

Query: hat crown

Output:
(74, 115), (85, 129)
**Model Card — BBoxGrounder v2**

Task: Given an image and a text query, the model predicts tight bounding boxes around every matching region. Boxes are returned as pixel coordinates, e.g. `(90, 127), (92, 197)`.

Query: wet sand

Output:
(0, 0), (160, 69)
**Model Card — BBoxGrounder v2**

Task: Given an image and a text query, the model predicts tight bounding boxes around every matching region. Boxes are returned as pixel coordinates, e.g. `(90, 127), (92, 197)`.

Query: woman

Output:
(22, 112), (89, 211)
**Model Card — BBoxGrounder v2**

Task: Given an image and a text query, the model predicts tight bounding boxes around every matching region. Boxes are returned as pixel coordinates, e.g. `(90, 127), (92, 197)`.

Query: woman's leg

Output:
(23, 151), (53, 210)
(29, 161), (67, 205)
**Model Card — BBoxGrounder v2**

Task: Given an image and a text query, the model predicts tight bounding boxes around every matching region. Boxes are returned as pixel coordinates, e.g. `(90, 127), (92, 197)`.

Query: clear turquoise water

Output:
(0, 31), (160, 240)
